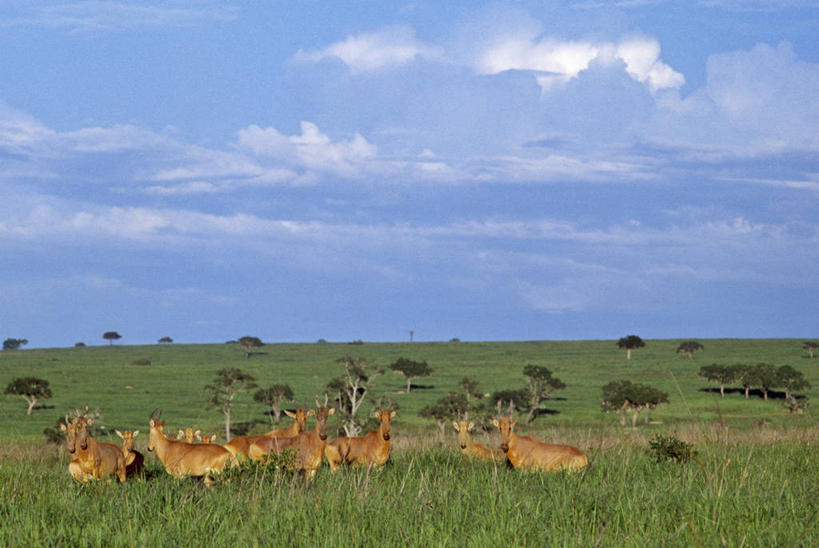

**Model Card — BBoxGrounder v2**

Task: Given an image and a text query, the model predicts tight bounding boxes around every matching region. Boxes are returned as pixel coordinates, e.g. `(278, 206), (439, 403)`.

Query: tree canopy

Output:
(327, 355), (383, 436)
(158, 336), (173, 344)
(390, 357), (433, 393)
(617, 335), (645, 359)
(676, 341), (703, 358)
(3, 338), (28, 351)
(698, 364), (740, 397)
(253, 383), (295, 423)
(103, 331), (122, 345)
(204, 368), (257, 441)
(237, 336), (264, 358)
(776, 365), (811, 400)
(803, 341), (818, 359)
(521, 365), (565, 423)
(418, 392), (469, 435)
(601, 380), (668, 426)
(4, 377), (53, 415)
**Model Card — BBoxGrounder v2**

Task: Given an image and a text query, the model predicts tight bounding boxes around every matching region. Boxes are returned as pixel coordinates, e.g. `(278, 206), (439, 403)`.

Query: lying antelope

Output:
(196, 432), (217, 444)
(176, 427), (198, 444)
(223, 408), (307, 459)
(248, 396), (335, 479)
(60, 409), (126, 482)
(325, 403), (396, 471)
(492, 402), (587, 472)
(115, 429), (145, 479)
(148, 411), (237, 484)
(452, 420), (505, 461)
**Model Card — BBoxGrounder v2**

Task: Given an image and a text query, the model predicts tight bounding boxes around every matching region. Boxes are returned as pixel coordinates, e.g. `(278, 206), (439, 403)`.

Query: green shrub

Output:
(648, 434), (697, 464)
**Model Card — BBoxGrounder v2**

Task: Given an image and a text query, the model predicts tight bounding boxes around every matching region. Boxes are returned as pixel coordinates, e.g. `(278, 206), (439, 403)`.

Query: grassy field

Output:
(1, 339), (817, 546)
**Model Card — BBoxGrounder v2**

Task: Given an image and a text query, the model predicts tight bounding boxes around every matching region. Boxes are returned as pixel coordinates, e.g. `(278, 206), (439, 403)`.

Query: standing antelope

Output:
(115, 429), (145, 479)
(325, 401), (396, 471)
(492, 401), (588, 472)
(452, 420), (505, 461)
(60, 409), (126, 482)
(223, 408), (307, 459)
(148, 411), (237, 484)
(248, 396), (335, 479)
(176, 427), (198, 444)
(196, 432), (217, 444)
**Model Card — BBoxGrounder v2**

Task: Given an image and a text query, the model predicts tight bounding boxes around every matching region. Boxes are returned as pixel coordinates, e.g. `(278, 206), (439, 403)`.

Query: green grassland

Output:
(1, 339), (817, 546)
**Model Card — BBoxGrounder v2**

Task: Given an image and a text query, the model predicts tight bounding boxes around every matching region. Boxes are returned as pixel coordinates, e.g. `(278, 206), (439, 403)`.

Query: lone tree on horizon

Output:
(103, 331), (122, 346)
(237, 336), (264, 358)
(5, 377), (53, 416)
(676, 340), (703, 358)
(617, 335), (645, 360)
(158, 336), (173, 344)
(204, 368), (257, 442)
(390, 357), (432, 393)
(3, 338), (28, 351)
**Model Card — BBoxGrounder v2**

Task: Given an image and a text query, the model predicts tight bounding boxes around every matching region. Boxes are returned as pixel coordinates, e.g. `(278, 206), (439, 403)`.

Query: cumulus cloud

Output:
(475, 33), (684, 93)
(294, 25), (444, 72)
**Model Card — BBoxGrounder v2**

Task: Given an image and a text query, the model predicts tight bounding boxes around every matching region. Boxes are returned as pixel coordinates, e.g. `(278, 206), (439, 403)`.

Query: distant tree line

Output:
(699, 363), (810, 403)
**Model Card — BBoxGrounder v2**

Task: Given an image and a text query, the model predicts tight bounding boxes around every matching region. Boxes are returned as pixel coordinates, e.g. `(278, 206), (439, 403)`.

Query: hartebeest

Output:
(196, 432), (217, 444)
(452, 420), (504, 461)
(325, 401), (396, 471)
(115, 429), (145, 479)
(492, 401), (588, 472)
(176, 427), (198, 444)
(248, 396), (335, 479)
(223, 407), (307, 459)
(148, 410), (237, 484)
(60, 409), (126, 482)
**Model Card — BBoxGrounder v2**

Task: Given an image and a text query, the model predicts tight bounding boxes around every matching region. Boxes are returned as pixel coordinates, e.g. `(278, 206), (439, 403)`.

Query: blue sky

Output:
(1, 1), (818, 348)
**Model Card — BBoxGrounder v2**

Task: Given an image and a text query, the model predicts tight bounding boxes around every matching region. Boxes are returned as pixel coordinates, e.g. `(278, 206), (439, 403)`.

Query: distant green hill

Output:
(1, 338), (816, 442)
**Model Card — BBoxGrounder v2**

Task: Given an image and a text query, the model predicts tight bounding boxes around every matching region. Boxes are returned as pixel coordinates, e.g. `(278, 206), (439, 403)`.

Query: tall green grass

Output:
(2, 428), (817, 546)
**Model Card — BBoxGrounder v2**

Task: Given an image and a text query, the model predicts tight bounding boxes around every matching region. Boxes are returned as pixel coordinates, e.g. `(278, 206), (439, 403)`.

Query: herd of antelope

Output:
(59, 398), (587, 485)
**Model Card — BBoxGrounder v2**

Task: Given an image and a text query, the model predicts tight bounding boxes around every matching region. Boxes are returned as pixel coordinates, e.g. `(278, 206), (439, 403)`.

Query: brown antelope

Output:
(60, 409), (126, 482)
(223, 407), (308, 459)
(196, 432), (217, 444)
(492, 401), (588, 472)
(147, 410), (237, 484)
(452, 420), (504, 461)
(325, 401), (396, 471)
(176, 427), (198, 444)
(248, 396), (335, 479)
(115, 429), (145, 479)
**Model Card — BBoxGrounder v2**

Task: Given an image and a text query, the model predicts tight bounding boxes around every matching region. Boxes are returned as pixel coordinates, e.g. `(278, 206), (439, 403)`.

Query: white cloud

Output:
(294, 25), (444, 73)
(475, 34), (683, 93)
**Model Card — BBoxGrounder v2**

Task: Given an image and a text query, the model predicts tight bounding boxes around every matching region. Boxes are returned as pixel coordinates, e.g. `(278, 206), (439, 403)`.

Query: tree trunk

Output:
(626, 348), (632, 360)
(744, 386), (750, 399)
(719, 384), (725, 397)
(406, 377), (412, 393)
(762, 388), (768, 401)
(631, 408), (640, 427)
(224, 409), (231, 442)
(25, 396), (37, 416)
(525, 407), (536, 424)
(619, 410), (626, 426)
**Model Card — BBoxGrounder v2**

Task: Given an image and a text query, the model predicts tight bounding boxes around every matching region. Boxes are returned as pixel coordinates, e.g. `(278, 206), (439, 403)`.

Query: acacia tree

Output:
(3, 338), (27, 351)
(103, 331), (122, 345)
(390, 357), (432, 393)
(458, 377), (484, 402)
(676, 341), (703, 358)
(418, 392), (468, 436)
(158, 336), (173, 344)
(237, 336), (264, 358)
(204, 368), (257, 442)
(617, 335), (645, 360)
(601, 380), (669, 426)
(750, 363), (779, 401)
(522, 365), (565, 423)
(698, 364), (738, 397)
(734, 364), (754, 399)
(803, 341), (818, 359)
(5, 377), (52, 416)
(327, 355), (383, 436)
(253, 383), (294, 424)
(777, 365), (811, 400)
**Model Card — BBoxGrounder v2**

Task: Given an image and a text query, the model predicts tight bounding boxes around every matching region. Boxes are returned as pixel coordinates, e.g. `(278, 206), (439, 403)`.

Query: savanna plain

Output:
(1, 338), (817, 546)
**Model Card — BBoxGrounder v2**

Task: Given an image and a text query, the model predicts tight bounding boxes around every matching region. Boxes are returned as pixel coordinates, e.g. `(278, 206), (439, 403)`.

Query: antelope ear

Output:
(133, 430), (139, 438)
(511, 419), (517, 427)
(60, 423), (68, 432)
(452, 421), (460, 432)
(327, 407), (335, 416)
(467, 421), (474, 431)
(390, 411), (396, 419)
(160, 421), (165, 428)
(307, 409), (316, 417)
(85, 417), (94, 426)
(491, 419), (500, 428)
(115, 430), (123, 438)
(194, 430), (201, 437)
(210, 433), (216, 441)
(373, 410), (380, 419)
(284, 409), (296, 418)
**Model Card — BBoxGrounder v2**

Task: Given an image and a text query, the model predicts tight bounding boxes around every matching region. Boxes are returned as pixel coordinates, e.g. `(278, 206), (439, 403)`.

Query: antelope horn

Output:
(315, 394), (321, 408)
(495, 399), (502, 417)
(507, 400), (516, 416)
(149, 408), (162, 420)
(388, 397), (393, 410)
(324, 392), (329, 407)
(377, 396), (383, 410)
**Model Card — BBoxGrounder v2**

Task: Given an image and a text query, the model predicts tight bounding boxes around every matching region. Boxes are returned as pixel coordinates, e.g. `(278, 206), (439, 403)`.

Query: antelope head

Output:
(491, 400), (517, 453)
(452, 420), (475, 450)
(374, 398), (397, 441)
(314, 394), (335, 441)
(147, 409), (164, 453)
